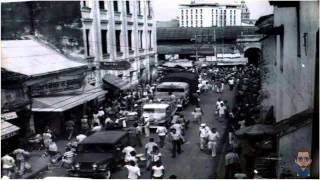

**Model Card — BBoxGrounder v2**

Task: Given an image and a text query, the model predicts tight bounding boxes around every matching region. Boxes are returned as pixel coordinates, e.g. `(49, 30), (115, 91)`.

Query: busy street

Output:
(1, 0), (319, 179)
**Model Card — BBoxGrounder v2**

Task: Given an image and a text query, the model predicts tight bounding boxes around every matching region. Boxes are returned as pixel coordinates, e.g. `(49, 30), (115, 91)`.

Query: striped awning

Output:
(1, 120), (20, 140)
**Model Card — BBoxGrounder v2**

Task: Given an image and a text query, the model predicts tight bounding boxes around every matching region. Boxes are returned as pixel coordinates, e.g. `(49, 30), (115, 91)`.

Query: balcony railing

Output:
(116, 51), (124, 56)
(129, 49), (134, 54)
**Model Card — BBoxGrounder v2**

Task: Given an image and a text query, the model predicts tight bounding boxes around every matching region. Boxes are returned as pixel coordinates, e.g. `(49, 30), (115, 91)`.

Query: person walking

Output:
(12, 148), (30, 176)
(80, 115), (90, 134)
(218, 103), (227, 122)
(148, 146), (162, 170)
(43, 131), (53, 150)
(169, 128), (184, 158)
(208, 128), (220, 157)
(145, 138), (158, 169)
(144, 116), (151, 137)
(122, 145), (136, 163)
(60, 147), (76, 168)
(228, 77), (235, 91)
(1, 154), (15, 177)
(65, 119), (75, 140)
(151, 161), (165, 179)
(156, 125), (167, 148)
(124, 160), (141, 179)
(199, 123), (210, 151)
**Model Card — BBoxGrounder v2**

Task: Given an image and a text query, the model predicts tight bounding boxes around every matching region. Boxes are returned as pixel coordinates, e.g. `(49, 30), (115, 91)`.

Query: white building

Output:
(80, 0), (157, 88)
(179, 0), (246, 27)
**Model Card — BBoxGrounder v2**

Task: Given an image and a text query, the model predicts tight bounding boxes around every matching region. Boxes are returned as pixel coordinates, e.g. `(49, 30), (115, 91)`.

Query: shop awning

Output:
(102, 74), (131, 90)
(1, 120), (20, 140)
(32, 84), (107, 112)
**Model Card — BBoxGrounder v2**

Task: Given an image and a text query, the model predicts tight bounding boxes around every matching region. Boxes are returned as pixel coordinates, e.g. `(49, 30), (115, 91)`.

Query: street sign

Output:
(100, 61), (131, 70)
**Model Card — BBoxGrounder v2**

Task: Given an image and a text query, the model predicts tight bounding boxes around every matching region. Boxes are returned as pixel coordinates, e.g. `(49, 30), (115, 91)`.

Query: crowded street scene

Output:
(1, 0), (319, 179)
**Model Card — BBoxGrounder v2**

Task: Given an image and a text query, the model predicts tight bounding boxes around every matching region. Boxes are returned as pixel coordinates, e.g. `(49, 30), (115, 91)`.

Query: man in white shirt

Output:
(156, 125), (168, 148)
(228, 78), (235, 91)
(170, 121), (183, 136)
(199, 124), (210, 150)
(124, 161), (141, 179)
(122, 146), (135, 162)
(219, 103), (227, 119)
(151, 161), (165, 179)
(1, 154), (15, 177)
(144, 116), (150, 137)
(208, 128), (220, 157)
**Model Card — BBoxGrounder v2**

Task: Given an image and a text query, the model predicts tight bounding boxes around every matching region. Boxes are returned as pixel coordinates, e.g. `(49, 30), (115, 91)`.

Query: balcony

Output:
(139, 49), (144, 53)
(81, 6), (91, 12)
(127, 13), (132, 17)
(129, 49), (134, 54)
(86, 56), (95, 63)
(138, 14), (143, 19)
(82, 18), (93, 23)
(115, 20), (122, 25)
(148, 48), (153, 51)
(116, 51), (124, 57)
(148, 23), (153, 26)
(102, 53), (110, 59)
(147, 15), (152, 19)
(138, 22), (144, 26)
(114, 11), (121, 16)
(127, 21), (134, 25)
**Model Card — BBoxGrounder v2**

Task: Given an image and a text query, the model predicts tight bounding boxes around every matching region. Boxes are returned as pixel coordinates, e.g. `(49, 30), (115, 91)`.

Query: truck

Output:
(159, 72), (199, 104)
(154, 82), (190, 108)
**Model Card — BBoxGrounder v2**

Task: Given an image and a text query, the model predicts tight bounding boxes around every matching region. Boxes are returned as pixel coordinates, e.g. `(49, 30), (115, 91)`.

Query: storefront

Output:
(31, 84), (107, 135)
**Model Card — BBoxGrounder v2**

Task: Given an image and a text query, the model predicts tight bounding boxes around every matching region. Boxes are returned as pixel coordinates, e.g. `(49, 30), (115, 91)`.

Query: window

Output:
(186, 10), (188, 14)
(113, 1), (118, 12)
(200, 9), (202, 13)
(101, 30), (107, 55)
(128, 30), (132, 50)
(181, 10), (184, 14)
(147, 0), (151, 17)
(85, 29), (90, 56)
(148, 30), (152, 49)
(138, 30), (143, 49)
(216, 9), (218, 13)
(181, 21), (184, 26)
(196, 9), (198, 14)
(126, 1), (130, 14)
(234, 10), (236, 14)
(191, 9), (193, 14)
(99, 1), (105, 10)
(280, 34), (284, 72)
(138, 1), (141, 15)
(200, 20), (203, 27)
(115, 30), (121, 52)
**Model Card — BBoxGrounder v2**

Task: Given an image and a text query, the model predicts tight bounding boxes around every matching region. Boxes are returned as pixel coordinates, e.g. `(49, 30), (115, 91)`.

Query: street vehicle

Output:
(160, 72), (199, 102)
(155, 82), (190, 108)
(142, 102), (177, 128)
(68, 131), (129, 179)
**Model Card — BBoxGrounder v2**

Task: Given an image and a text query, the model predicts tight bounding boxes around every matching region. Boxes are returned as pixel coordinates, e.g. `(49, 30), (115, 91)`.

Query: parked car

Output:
(68, 131), (129, 179)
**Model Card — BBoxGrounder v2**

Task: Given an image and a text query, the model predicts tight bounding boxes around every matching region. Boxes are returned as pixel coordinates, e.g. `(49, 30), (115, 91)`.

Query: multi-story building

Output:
(240, 0), (250, 22)
(179, 0), (244, 27)
(80, 0), (157, 88)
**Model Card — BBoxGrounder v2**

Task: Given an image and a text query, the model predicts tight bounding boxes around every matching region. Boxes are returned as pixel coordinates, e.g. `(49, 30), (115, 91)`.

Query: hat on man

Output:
(201, 123), (206, 127)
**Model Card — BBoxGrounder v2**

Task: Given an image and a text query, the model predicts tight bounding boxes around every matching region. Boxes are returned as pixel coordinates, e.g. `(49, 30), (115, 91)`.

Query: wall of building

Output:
(273, 2), (317, 122)
(271, 1), (318, 177)
(81, 0), (157, 86)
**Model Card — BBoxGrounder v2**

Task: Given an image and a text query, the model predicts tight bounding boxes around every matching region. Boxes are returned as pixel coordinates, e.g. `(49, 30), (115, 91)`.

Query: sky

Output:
(153, 0), (274, 21)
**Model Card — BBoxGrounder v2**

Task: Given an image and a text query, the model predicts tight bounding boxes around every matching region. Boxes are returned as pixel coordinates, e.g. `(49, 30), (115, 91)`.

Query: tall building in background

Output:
(81, 0), (157, 87)
(179, 0), (248, 27)
(240, 0), (250, 22)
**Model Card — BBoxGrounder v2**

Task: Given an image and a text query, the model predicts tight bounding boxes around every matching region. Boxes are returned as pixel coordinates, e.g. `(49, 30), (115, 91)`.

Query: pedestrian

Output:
(170, 121), (183, 136)
(218, 103), (227, 121)
(145, 138), (158, 166)
(169, 128), (184, 158)
(42, 131), (53, 149)
(1, 154), (15, 178)
(228, 78), (235, 91)
(151, 161), (165, 179)
(122, 145), (136, 163)
(124, 160), (141, 179)
(93, 110), (100, 126)
(144, 116), (151, 137)
(126, 151), (138, 164)
(156, 125), (167, 148)
(60, 147), (75, 168)
(48, 140), (58, 158)
(80, 115), (90, 134)
(208, 128), (220, 157)
(65, 119), (75, 140)
(224, 148), (241, 179)
(91, 122), (102, 132)
(199, 123), (210, 150)
(150, 146), (162, 166)
(130, 123), (142, 147)
(12, 148), (30, 176)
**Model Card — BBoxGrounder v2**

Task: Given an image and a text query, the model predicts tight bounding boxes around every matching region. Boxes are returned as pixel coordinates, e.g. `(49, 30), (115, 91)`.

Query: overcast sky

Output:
(153, 0), (274, 21)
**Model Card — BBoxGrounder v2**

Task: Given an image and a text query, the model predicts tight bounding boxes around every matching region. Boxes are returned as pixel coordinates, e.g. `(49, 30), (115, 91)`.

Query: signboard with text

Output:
(100, 61), (131, 70)
(30, 73), (86, 97)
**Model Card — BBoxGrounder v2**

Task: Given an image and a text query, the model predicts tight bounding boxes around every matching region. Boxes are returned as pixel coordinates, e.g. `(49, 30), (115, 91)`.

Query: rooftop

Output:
(1, 40), (87, 77)
(80, 131), (128, 145)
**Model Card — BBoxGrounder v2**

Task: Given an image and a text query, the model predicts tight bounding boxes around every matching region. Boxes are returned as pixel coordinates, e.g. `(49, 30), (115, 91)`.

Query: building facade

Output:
(257, 1), (319, 178)
(179, 1), (245, 27)
(80, 0), (158, 88)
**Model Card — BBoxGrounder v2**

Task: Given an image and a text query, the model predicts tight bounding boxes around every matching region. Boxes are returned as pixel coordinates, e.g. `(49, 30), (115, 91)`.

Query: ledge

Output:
(116, 52), (124, 56)
(129, 49), (135, 54)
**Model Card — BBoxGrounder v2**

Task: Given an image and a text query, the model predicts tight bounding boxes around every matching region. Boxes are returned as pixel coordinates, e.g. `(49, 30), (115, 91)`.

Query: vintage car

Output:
(155, 82), (190, 108)
(142, 102), (177, 128)
(68, 131), (129, 178)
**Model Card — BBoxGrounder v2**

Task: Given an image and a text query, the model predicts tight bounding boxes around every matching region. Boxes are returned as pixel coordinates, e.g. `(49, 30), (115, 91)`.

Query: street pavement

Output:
(36, 88), (235, 179)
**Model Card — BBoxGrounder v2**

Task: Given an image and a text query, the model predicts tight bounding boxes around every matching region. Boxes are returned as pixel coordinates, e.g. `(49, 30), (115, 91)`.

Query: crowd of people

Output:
(2, 64), (264, 179)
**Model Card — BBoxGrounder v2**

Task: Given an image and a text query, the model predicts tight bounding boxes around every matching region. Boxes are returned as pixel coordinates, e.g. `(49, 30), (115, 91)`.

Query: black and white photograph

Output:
(1, 0), (319, 179)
